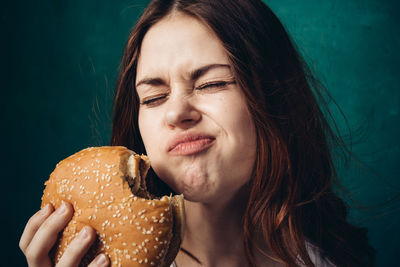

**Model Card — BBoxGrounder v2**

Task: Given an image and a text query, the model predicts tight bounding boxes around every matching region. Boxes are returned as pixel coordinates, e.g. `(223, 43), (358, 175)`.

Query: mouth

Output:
(168, 132), (216, 156)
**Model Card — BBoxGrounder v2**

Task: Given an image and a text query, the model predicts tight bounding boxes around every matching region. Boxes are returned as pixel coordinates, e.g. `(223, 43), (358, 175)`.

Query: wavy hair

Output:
(110, 0), (375, 266)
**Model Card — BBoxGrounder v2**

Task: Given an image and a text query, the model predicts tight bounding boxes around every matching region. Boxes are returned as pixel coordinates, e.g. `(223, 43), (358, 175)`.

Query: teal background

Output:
(2, 0), (398, 266)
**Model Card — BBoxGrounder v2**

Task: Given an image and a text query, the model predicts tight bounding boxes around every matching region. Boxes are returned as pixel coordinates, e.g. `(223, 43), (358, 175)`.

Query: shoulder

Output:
(305, 241), (337, 267)
(169, 243), (336, 267)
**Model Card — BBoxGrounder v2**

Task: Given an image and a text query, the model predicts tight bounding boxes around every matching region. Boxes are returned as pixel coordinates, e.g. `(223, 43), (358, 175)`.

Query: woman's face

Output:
(136, 13), (257, 204)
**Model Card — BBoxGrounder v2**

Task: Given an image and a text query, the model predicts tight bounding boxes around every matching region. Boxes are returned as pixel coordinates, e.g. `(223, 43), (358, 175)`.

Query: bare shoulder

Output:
(252, 241), (336, 267)
(305, 242), (337, 267)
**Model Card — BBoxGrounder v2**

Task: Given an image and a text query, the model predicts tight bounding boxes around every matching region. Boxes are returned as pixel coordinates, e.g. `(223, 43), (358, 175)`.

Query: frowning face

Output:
(136, 13), (256, 204)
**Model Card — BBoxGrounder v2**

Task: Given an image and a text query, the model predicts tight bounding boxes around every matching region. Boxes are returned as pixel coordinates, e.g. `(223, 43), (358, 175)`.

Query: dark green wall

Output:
(2, 1), (398, 266)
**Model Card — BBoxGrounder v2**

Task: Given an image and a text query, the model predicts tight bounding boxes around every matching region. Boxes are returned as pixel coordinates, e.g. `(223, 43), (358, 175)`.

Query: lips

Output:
(167, 132), (215, 156)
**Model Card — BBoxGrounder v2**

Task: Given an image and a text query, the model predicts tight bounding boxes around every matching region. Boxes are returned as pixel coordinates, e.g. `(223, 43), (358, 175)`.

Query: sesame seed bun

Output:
(41, 146), (185, 267)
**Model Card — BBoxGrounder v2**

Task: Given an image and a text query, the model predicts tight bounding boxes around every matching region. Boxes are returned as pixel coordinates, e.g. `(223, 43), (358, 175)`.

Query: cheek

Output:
(217, 93), (255, 141)
(138, 110), (166, 169)
(223, 94), (257, 172)
(138, 111), (157, 154)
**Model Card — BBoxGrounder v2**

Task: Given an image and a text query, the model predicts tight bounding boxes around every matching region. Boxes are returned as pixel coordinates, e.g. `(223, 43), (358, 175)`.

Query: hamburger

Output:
(41, 146), (185, 267)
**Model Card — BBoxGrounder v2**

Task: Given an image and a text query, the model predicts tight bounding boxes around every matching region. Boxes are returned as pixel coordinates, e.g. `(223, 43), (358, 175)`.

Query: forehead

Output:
(136, 13), (230, 79)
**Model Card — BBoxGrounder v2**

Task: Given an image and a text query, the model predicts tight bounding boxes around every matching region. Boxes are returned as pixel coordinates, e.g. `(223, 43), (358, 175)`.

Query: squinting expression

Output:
(136, 13), (257, 204)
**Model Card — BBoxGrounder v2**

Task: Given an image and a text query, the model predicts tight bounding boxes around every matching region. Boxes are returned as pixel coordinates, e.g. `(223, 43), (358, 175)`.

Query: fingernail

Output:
(96, 254), (107, 265)
(40, 204), (50, 214)
(79, 227), (89, 239)
(56, 202), (67, 214)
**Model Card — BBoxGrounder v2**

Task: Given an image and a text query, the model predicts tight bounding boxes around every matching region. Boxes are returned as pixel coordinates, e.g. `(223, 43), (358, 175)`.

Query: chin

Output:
(169, 179), (212, 203)
(154, 163), (217, 202)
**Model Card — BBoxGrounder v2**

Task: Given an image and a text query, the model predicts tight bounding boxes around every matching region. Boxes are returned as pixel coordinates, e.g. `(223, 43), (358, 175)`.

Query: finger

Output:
(25, 202), (73, 263)
(19, 203), (54, 252)
(87, 254), (110, 267)
(56, 226), (96, 267)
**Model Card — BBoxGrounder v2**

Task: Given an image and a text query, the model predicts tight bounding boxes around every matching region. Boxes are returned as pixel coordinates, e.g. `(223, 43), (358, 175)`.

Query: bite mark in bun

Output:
(41, 146), (184, 267)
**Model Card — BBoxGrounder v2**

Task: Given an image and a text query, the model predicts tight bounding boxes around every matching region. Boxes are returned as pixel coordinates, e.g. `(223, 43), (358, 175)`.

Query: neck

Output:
(175, 186), (250, 267)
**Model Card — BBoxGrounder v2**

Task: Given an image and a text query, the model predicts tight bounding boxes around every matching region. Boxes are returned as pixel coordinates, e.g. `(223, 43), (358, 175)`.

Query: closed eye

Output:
(196, 80), (236, 90)
(140, 94), (168, 106)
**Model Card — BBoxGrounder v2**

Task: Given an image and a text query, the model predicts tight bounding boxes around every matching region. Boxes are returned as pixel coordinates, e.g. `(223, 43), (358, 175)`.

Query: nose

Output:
(164, 94), (201, 129)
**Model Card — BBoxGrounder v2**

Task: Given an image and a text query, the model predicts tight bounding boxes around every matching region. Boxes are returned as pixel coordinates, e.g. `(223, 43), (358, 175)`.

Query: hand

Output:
(19, 202), (110, 267)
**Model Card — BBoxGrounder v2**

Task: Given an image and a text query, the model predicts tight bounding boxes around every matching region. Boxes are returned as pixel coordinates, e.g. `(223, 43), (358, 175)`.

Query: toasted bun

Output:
(41, 146), (185, 267)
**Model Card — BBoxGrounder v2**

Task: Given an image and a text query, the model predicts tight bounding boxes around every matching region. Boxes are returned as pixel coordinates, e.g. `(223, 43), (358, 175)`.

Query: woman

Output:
(20, 0), (375, 266)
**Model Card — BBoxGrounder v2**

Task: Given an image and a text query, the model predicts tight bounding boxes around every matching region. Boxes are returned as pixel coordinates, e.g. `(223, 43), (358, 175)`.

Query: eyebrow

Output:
(135, 63), (231, 88)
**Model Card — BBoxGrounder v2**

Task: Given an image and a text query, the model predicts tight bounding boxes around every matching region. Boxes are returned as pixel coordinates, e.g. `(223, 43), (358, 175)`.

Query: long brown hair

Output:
(111, 0), (375, 266)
